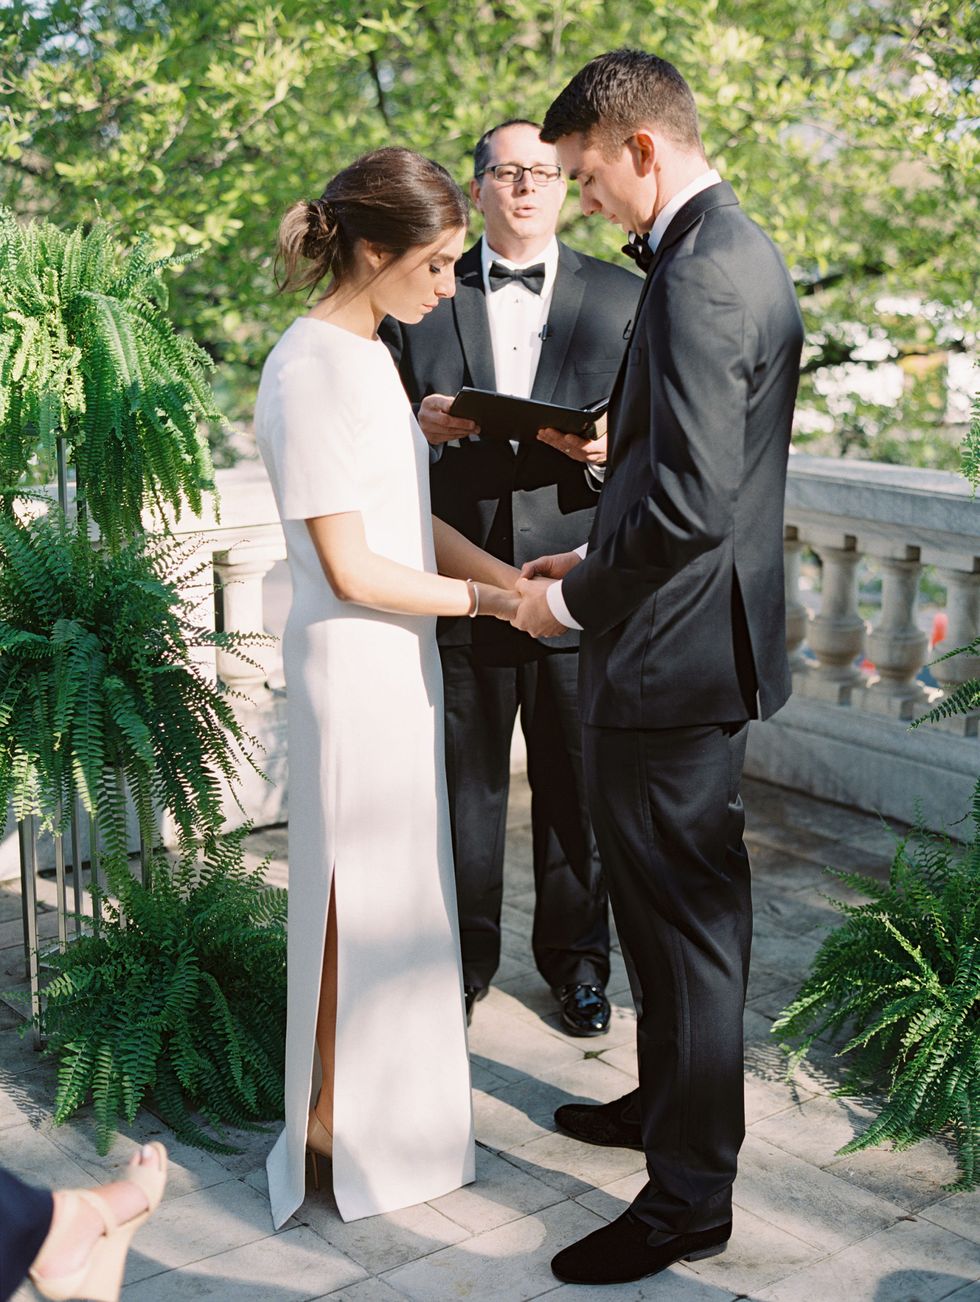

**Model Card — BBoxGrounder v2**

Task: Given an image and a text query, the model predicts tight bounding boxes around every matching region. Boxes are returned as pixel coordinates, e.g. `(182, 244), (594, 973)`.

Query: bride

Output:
(255, 146), (519, 1227)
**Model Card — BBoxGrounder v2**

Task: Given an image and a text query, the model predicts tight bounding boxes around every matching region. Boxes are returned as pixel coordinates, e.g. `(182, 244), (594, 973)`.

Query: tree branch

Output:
(367, 50), (392, 128)
(797, 264), (888, 296)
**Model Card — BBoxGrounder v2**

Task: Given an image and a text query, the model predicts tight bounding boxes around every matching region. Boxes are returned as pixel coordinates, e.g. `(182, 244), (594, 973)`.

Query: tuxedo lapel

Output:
(452, 242), (496, 393)
(604, 259), (657, 471)
(529, 244), (585, 405)
(605, 184), (739, 472)
(655, 181), (739, 260)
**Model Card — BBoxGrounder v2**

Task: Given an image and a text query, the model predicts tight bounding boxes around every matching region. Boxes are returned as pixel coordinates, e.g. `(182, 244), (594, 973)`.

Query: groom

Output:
(512, 51), (804, 1285)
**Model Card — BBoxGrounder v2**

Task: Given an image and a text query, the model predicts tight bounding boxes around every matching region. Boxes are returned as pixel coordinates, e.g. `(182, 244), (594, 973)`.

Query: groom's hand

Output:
(512, 576), (567, 638)
(521, 550), (583, 581)
(418, 394), (479, 445)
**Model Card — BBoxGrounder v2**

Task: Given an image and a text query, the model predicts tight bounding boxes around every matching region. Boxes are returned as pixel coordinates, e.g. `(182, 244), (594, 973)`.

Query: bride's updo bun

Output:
(275, 147), (468, 295)
(302, 197), (338, 259)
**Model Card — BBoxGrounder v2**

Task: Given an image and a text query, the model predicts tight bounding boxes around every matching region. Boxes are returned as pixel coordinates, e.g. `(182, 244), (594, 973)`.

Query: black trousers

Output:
(441, 644), (610, 992)
(583, 721), (751, 1234)
(0, 1167), (53, 1302)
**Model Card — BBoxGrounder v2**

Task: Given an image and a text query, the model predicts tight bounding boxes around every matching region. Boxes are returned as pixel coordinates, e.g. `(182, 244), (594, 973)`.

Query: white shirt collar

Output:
(481, 235), (559, 296)
(648, 169), (722, 253)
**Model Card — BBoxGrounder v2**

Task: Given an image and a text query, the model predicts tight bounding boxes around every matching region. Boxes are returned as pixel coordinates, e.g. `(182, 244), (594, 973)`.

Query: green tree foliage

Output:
(31, 826), (287, 1154)
(773, 793), (980, 1191)
(0, 508), (262, 853)
(0, 208), (221, 547)
(2, 0), (977, 447)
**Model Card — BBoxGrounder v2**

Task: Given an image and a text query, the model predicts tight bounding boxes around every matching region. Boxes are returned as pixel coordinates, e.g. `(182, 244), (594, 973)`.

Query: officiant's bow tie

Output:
(622, 233), (655, 272)
(488, 261), (546, 294)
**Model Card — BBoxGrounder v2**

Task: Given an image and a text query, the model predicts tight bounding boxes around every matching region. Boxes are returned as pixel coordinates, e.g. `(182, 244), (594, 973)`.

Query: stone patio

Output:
(1, 774), (977, 1301)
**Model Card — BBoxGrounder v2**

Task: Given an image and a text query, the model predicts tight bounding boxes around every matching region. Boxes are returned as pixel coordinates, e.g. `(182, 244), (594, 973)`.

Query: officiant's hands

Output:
(537, 411), (608, 465)
(418, 394), (480, 445)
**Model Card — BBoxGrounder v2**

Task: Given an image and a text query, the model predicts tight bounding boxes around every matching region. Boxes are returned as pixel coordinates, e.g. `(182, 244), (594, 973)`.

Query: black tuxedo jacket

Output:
(381, 239), (640, 658)
(562, 183), (804, 728)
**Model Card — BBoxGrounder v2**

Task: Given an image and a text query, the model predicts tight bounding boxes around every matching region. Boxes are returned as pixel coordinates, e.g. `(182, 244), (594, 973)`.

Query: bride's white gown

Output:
(255, 316), (475, 1227)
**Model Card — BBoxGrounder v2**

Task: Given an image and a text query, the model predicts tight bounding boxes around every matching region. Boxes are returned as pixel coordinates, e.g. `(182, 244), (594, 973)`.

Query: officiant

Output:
(381, 119), (640, 1034)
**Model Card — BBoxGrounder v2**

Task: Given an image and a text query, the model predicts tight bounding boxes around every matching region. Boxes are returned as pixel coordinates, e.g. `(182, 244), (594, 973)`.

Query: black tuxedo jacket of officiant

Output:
(562, 182), (805, 728)
(381, 238), (641, 660)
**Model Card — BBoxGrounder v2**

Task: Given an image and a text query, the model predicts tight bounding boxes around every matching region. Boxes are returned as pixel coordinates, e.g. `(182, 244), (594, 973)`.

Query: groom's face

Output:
(557, 131), (655, 235)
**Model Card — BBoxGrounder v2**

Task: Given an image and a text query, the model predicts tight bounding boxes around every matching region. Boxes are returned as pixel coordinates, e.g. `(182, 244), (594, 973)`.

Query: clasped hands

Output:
(482, 549), (583, 638)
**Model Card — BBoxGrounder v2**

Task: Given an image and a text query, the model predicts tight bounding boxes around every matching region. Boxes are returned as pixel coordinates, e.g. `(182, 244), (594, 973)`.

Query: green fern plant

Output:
(27, 825), (286, 1154)
(914, 637), (980, 726)
(0, 506), (263, 853)
(0, 208), (221, 550)
(962, 388), (980, 489)
(773, 784), (980, 1191)
(911, 386), (979, 728)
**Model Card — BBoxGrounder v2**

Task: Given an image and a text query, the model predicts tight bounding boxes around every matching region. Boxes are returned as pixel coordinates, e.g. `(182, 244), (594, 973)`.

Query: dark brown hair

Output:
(472, 119), (545, 177)
(541, 49), (703, 157)
(275, 146), (468, 295)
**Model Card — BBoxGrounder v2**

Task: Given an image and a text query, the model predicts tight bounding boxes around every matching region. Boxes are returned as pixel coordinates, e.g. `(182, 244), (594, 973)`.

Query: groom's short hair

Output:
(541, 50), (703, 157)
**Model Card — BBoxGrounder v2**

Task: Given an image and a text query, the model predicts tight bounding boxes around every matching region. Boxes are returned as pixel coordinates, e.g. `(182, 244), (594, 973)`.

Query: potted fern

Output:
(1, 207), (282, 1153)
(774, 395), (980, 1192)
(0, 207), (221, 550)
(35, 826), (287, 1155)
(0, 507), (260, 855)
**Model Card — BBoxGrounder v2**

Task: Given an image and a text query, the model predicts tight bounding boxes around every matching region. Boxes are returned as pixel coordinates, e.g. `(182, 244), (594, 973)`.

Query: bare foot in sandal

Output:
(30, 1142), (167, 1301)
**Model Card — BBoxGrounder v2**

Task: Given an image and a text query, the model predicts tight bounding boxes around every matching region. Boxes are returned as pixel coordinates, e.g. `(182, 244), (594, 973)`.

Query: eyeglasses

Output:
(477, 163), (563, 185)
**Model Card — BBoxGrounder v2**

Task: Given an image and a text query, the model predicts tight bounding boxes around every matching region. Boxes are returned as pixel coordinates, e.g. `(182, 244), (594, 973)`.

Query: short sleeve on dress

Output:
(273, 355), (363, 520)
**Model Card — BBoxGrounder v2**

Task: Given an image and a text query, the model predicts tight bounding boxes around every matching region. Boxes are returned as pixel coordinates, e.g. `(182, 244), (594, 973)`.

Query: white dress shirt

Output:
(481, 237), (559, 451)
(543, 171), (723, 632)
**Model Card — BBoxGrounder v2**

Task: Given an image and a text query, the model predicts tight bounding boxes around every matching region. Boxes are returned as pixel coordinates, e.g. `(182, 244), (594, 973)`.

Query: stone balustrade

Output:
(171, 453), (980, 836)
(2, 453), (977, 881)
(747, 455), (979, 831)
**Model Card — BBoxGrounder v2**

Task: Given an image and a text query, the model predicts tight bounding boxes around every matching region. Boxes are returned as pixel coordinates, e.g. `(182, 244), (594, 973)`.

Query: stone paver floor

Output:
(2, 775), (978, 1301)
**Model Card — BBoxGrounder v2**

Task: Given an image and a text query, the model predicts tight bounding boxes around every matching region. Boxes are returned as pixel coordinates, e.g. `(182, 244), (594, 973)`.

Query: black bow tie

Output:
(488, 261), (546, 294)
(621, 233), (655, 272)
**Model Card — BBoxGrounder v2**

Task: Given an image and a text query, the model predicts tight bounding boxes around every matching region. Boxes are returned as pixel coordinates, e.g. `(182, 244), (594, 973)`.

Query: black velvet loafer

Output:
(551, 1209), (731, 1284)
(554, 1090), (643, 1150)
(464, 985), (487, 1026)
(556, 982), (611, 1036)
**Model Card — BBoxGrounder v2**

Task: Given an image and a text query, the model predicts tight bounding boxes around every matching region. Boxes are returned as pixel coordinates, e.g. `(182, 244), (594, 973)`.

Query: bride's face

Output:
(371, 226), (466, 324)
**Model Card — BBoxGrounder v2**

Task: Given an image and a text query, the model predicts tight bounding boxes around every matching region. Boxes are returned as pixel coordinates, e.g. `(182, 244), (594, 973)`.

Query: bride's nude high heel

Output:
(29, 1141), (168, 1302)
(306, 1108), (333, 1190)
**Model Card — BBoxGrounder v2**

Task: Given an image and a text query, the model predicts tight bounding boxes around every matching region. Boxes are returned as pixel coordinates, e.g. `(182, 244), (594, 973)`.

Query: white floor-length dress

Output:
(255, 316), (475, 1227)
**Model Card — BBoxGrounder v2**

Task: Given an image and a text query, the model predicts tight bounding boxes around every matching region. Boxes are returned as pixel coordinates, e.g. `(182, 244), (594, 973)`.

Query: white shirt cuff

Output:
(574, 542), (588, 559)
(585, 463), (606, 487)
(546, 579), (583, 631)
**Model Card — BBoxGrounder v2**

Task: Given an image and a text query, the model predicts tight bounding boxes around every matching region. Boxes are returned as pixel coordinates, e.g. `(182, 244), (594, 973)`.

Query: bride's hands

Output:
(476, 582), (521, 621)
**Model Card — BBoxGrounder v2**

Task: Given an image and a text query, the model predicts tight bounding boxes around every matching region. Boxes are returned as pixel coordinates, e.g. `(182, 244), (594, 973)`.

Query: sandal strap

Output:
(74, 1188), (119, 1234)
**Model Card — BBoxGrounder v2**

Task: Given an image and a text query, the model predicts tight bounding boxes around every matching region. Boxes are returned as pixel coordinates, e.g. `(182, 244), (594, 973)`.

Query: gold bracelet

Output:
(465, 578), (480, 618)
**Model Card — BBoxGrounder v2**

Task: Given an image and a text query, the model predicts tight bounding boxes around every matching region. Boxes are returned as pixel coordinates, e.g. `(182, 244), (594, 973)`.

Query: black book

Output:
(447, 387), (608, 443)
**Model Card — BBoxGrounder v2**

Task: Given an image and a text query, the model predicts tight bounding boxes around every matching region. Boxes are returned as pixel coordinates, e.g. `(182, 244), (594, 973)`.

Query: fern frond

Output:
(774, 780), (980, 1190)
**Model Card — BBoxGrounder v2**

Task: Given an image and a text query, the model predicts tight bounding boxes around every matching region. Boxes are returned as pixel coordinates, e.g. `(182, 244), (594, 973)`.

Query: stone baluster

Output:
(783, 530), (809, 672)
(805, 541), (866, 704)
(213, 543), (281, 701)
(863, 548), (928, 718)
(931, 566), (980, 736)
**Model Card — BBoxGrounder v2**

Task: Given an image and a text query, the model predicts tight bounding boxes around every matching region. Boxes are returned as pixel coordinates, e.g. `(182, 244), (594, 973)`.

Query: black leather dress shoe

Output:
(464, 985), (486, 1026)
(556, 982), (611, 1036)
(554, 1090), (643, 1149)
(551, 1209), (731, 1285)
